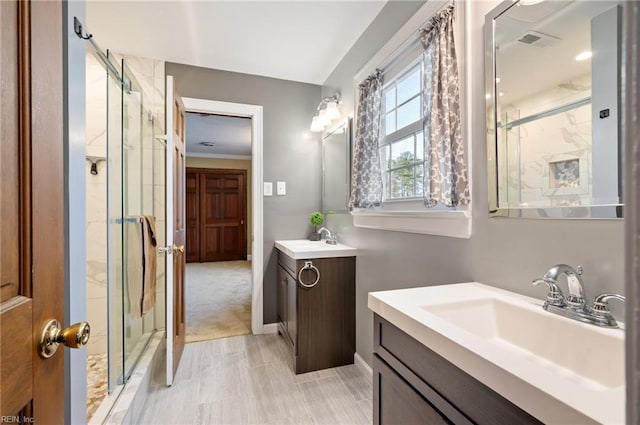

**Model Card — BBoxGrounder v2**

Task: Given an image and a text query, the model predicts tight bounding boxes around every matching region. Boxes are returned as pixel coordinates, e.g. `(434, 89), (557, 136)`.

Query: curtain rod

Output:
(378, 1), (454, 74)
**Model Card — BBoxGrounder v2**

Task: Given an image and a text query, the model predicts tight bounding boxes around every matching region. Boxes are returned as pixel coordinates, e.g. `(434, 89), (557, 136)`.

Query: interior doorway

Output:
(180, 101), (264, 343)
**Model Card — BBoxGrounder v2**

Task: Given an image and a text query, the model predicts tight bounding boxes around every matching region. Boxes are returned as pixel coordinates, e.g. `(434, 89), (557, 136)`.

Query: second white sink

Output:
(274, 239), (356, 259)
(422, 297), (624, 389)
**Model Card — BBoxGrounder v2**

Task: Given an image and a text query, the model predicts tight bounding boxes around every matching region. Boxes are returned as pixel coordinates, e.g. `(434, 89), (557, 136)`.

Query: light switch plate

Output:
(276, 181), (286, 195)
(264, 182), (273, 196)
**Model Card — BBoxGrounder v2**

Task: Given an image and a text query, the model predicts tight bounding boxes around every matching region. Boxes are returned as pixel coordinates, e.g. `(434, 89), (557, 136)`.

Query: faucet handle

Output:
(532, 278), (566, 307)
(325, 235), (338, 245)
(592, 293), (625, 314)
(591, 293), (625, 328)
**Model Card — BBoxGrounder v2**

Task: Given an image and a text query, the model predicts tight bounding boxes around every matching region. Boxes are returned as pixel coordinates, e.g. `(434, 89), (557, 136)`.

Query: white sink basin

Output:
(274, 239), (356, 259)
(369, 283), (625, 424)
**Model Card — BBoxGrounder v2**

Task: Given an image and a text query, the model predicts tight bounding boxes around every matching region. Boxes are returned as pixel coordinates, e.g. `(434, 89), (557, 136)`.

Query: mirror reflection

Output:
(487, 0), (622, 218)
(322, 118), (352, 213)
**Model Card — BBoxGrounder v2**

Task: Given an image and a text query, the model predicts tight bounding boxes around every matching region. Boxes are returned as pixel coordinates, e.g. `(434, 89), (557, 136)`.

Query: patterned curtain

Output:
(349, 70), (384, 209)
(421, 5), (470, 207)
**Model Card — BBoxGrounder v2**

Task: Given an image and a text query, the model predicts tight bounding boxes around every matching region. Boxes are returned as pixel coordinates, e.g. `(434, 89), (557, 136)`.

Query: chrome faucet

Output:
(532, 264), (625, 328)
(541, 264), (586, 308)
(317, 227), (337, 245)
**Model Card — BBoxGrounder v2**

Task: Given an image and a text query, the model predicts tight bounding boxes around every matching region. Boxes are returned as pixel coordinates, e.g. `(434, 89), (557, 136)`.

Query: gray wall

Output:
(165, 63), (322, 323)
(322, 1), (625, 366)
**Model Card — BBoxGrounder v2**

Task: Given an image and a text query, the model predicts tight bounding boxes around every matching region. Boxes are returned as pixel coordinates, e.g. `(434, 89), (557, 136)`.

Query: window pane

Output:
(415, 164), (424, 196)
(390, 168), (415, 198)
(390, 136), (415, 167)
(384, 87), (395, 113)
(379, 145), (390, 171)
(397, 97), (420, 130)
(385, 112), (396, 136)
(416, 131), (424, 162)
(397, 69), (420, 104)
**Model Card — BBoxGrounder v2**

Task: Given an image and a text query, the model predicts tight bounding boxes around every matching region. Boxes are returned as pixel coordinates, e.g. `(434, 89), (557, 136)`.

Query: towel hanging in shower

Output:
(125, 215), (157, 319)
(141, 215), (157, 316)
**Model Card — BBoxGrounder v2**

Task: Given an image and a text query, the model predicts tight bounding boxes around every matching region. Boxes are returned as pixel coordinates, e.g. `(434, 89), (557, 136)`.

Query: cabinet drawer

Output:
(374, 315), (542, 425)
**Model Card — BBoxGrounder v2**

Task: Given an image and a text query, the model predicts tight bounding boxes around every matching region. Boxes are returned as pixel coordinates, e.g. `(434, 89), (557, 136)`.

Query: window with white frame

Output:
(349, 2), (470, 238)
(379, 60), (425, 201)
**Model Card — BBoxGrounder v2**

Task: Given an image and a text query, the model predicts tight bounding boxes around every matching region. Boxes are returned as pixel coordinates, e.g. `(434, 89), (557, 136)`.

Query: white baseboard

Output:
(247, 254), (252, 261)
(260, 323), (278, 334)
(354, 352), (373, 377)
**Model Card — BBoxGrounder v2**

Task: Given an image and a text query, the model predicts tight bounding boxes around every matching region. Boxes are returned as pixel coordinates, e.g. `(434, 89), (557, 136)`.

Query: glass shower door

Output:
(107, 53), (165, 390)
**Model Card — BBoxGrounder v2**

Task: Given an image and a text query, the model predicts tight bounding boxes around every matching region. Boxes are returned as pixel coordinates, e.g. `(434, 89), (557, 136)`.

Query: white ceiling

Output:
(86, 1), (387, 85)
(186, 113), (252, 157)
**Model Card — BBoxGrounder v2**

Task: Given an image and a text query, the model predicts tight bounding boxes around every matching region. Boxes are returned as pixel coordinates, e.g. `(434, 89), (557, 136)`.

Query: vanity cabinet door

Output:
(374, 355), (452, 425)
(276, 265), (287, 327)
(286, 272), (297, 352)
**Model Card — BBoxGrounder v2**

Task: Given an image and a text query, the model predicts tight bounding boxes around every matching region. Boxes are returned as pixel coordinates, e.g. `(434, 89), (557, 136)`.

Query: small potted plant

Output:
(308, 211), (324, 241)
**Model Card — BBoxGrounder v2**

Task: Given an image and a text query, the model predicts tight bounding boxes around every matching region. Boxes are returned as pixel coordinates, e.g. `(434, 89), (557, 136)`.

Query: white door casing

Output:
(181, 97), (266, 335)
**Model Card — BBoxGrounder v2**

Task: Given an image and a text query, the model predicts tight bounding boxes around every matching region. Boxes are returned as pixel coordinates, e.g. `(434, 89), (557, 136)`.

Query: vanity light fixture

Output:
(310, 92), (341, 133)
(575, 51), (592, 61)
(310, 116), (325, 132)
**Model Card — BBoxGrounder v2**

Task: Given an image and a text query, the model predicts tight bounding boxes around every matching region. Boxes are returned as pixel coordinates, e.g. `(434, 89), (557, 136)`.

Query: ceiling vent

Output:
(517, 30), (560, 48)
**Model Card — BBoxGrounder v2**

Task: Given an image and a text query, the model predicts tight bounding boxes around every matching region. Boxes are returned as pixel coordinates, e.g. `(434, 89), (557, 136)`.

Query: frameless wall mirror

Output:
(322, 118), (352, 213)
(485, 0), (623, 218)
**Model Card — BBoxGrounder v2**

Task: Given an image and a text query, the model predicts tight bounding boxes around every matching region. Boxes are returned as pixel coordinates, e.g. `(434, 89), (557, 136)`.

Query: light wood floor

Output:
(140, 334), (372, 424)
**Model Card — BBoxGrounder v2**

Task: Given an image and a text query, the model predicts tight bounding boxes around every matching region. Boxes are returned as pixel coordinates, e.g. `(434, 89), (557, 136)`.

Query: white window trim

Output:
(351, 0), (472, 239)
(352, 209), (471, 238)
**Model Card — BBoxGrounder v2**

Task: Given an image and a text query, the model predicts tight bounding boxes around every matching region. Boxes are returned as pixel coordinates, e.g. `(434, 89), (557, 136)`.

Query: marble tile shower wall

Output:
(502, 74), (592, 208)
(85, 53), (166, 358)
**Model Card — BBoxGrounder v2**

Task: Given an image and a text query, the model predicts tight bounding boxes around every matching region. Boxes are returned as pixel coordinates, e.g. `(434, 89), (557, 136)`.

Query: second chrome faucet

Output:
(532, 264), (625, 328)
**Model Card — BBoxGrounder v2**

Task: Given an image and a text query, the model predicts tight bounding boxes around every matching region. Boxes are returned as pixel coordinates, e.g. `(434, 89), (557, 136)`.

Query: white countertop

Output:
(368, 283), (625, 425)
(274, 239), (356, 259)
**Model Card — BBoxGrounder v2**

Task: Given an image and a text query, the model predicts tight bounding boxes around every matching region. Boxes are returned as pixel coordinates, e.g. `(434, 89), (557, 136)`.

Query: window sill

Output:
(350, 209), (471, 239)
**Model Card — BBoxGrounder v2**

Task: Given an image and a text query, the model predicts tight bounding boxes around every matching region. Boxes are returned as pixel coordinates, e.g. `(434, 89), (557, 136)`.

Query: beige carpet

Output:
(185, 261), (252, 343)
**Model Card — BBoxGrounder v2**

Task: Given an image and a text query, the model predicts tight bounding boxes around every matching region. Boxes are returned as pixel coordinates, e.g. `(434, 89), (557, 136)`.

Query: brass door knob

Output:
(173, 245), (185, 255)
(39, 319), (90, 358)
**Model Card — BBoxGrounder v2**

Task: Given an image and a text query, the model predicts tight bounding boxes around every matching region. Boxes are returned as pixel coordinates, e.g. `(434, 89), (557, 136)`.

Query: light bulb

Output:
(325, 101), (341, 120)
(318, 109), (331, 126)
(310, 116), (325, 132)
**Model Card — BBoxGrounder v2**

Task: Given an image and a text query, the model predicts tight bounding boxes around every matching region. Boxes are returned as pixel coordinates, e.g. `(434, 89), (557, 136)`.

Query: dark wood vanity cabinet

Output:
(276, 250), (355, 374)
(373, 314), (543, 425)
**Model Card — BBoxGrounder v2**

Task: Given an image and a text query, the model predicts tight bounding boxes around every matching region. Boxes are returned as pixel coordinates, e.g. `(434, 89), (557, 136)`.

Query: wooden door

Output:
(165, 75), (186, 385)
(0, 0), (66, 421)
(185, 172), (199, 263)
(198, 169), (246, 262)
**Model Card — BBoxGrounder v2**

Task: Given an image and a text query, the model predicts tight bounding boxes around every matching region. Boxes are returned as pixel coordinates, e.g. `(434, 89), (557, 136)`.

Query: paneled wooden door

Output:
(186, 168), (247, 263)
(0, 0), (67, 421)
(185, 171), (199, 263)
(165, 75), (186, 385)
